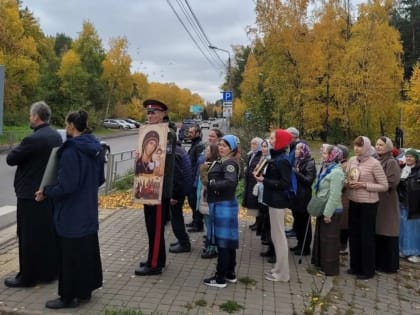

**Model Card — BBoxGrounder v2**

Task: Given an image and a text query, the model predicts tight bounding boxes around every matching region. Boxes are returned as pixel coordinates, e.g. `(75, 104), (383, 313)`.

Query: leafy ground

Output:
(98, 191), (294, 226)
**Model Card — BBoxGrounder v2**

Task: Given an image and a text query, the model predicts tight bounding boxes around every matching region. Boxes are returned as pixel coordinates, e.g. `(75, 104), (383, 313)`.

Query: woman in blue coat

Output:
(204, 135), (240, 288)
(36, 110), (105, 309)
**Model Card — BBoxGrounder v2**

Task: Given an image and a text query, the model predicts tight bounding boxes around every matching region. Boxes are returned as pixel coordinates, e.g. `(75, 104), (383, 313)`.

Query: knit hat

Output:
(286, 127), (299, 138)
(274, 129), (292, 150)
(222, 135), (238, 151)
(405, 148), (419, 161)
(142, 130), (160, 151)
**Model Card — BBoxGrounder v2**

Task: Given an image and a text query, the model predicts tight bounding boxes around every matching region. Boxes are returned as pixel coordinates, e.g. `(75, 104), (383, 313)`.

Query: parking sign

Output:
(222, 91), (233, 102)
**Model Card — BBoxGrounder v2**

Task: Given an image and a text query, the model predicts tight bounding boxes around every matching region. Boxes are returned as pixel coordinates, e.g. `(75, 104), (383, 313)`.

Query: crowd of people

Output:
(4, 99), (420, 309)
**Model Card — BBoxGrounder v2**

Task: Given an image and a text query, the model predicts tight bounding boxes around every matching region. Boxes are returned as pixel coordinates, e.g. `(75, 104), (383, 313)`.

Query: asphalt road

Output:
(0, 120), (222, 208)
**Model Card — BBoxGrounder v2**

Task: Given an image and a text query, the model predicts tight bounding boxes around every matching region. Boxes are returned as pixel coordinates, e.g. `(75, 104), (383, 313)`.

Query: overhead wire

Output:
(166, 0), (226, 71)
(183, 0), (226, 67)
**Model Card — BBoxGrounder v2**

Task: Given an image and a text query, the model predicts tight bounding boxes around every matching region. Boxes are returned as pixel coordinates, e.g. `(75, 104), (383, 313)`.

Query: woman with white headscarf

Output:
(346, 136), (388, 280)
(243, 137), (263, 228)
(375, 136), (401, 273)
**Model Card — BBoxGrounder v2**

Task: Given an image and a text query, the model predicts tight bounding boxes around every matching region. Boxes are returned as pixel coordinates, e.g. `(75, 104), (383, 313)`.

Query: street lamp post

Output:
(208, 45), (231, 90)
(209, 45), (232, 131)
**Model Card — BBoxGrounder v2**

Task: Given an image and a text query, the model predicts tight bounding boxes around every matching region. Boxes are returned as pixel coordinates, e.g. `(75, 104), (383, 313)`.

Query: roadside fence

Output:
(103, 149), (136, 194)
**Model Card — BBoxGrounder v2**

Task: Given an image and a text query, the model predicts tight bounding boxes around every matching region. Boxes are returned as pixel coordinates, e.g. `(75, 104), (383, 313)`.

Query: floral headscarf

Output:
(295, 142), (311, 166)
(324, 145), (342, 164)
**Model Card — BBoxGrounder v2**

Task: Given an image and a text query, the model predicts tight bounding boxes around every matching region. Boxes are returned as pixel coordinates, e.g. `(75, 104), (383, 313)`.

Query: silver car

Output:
(103, 119), (131, 129)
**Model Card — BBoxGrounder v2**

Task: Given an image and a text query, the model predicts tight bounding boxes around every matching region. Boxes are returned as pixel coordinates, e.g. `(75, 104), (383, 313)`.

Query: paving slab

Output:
(0, 208), (418, 314)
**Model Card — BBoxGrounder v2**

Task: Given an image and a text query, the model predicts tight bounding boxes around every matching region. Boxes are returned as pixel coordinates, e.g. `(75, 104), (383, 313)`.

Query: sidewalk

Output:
(0, 208), (419, 314)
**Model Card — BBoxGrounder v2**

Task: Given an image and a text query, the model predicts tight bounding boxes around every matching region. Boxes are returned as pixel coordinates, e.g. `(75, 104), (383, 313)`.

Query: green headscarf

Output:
(405, 149), (419, 161)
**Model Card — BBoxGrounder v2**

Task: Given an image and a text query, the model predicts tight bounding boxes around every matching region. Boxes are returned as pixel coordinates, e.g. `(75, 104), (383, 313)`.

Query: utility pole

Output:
(0, 65), (4, 135)
(209, 45), (232, 131)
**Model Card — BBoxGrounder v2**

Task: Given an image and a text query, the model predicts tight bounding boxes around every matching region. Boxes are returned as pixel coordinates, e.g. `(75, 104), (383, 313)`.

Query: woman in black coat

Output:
(290, 142), (317, 255)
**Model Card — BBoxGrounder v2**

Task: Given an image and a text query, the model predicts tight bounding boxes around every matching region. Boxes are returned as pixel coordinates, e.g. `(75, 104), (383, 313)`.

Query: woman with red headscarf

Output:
(254, 129), (293, 282)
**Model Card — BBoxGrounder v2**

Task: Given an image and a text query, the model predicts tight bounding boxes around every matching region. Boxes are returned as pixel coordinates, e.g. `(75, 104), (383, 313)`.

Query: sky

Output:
(21, 0), (257, 103)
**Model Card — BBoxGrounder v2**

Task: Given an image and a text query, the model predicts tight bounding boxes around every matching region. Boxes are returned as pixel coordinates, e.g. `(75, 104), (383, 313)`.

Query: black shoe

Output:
(170, 241), (179, 247)
(290, 246), (301, 252)
(346, 268), (358, 275)
(268, 256), (276, 264)
(203, 275), (227, 288)
(260, 250), (275, 257)
(294, 249), (310, 256)
(261, 240), (270, 245)
(169, 243), (191, 253)
(134, 265), (163, 276)
(226, 273), (237, 283)
(286, 230), (296, 238)
(139, 261), (148, 268)
(185, 222), (195, 228)
(78, 293), (91, 303)
(45, 297), (79, 309)
(357, 274), (374, 280)
(249, 223), (257, 229)
(201, 250), (218, 259)
(188, 226), (203, 233)
(4, 276), (36, 288)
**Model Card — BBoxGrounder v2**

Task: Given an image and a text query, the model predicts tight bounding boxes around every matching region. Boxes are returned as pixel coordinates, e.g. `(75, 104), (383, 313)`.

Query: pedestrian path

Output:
(0, 208), (418, 314)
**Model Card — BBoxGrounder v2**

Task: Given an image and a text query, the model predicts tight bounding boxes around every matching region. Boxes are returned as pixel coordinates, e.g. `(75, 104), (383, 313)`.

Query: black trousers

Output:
(349, 201), (378, 277)
(170, 196), (190, 246)
(216, 247), (236, 279)
(292, 209), (312, 251)
(16, 198), (58, 283)
(188, 189), (203, 228)
(376, 234), (399, 273)
(58, 233), (102, 301)
(144, 199), (167, 269)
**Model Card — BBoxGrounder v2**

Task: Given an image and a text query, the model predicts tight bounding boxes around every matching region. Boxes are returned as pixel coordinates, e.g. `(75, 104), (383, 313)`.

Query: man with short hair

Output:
(186, 124), (205, 232)
(134, 99), (176, 276)
(5, 101), (62, 288)
(168, 141), (193, 253)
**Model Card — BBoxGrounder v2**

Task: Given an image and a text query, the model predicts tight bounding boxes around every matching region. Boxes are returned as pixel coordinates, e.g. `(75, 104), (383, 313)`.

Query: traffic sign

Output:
(222, 91), (233, 102)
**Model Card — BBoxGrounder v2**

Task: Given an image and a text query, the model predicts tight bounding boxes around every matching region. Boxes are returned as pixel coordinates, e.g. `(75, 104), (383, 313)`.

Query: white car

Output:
(200, 120), (210, 129)
(115, 119), (136, 129)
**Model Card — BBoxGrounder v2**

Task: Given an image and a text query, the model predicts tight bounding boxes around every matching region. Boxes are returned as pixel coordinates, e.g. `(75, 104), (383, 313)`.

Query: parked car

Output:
(200, 120), (210, 129)
(178, 119), (196, 143)
(123, 118), (140, 128)
(116, 119), (136, 129)
(103, 119), (134, 129)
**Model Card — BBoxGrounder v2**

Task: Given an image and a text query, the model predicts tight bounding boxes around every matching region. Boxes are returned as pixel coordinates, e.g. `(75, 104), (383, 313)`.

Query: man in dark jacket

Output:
(186, 124), (205, 232)
(169, 141), (193, 253)
(134, 99), (176, 276)
(5, 101), (62, 288)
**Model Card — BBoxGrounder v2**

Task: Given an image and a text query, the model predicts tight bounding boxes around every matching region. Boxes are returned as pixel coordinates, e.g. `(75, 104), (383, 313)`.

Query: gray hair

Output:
(30, 101), (51, 123)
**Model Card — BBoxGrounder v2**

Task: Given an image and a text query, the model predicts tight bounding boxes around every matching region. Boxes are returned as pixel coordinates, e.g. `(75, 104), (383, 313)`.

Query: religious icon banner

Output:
(133, 122), (169, 205)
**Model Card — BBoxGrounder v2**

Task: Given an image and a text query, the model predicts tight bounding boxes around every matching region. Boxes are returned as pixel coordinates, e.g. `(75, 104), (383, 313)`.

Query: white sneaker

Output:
(407, 256), (420, 263)
(265, 273), (289, 282)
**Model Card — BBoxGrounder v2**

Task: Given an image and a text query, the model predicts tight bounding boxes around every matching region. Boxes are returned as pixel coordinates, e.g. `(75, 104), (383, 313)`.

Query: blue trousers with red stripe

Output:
(144, 199), (168, 269)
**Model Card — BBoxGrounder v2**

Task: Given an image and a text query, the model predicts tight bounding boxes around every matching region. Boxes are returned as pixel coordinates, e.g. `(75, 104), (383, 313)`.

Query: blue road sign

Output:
(222, 91), (233, 102)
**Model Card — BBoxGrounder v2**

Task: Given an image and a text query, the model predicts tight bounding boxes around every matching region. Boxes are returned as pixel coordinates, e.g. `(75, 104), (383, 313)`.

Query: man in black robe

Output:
(5, 101), (62, 287)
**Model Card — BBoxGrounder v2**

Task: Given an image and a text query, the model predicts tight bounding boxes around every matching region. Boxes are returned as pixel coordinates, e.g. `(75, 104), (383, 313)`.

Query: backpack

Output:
(276, 154), (298, 201)
(174, 144), (193, 197)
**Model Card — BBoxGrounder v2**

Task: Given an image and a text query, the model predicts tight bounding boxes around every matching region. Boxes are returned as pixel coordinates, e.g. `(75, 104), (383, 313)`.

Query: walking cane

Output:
(298, 216), (312, 264)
